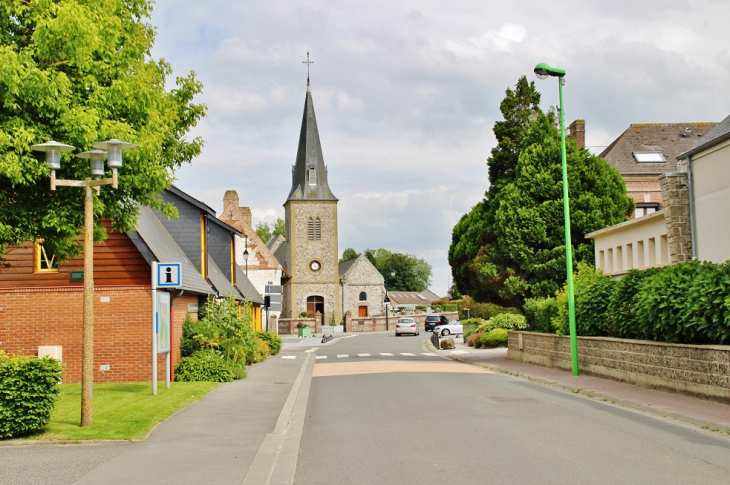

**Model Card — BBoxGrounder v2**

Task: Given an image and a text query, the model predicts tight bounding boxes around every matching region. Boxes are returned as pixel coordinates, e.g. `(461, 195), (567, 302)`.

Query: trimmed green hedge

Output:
(476, 313), (528, 334)
(256, 331), (282, 355)
(546, 259), (730, 345)
(1, 352), (64, 439)
(478, 328), (509, 347)
(175, 349), (236, 383)
(523, 297), (558, 333)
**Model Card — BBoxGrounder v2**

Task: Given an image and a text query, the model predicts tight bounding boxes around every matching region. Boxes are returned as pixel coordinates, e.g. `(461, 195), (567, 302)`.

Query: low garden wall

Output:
(344, 312), (458, 333)
(508, 331), (730, 403)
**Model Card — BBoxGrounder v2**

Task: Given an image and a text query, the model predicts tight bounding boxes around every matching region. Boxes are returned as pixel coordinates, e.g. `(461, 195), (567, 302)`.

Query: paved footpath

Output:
(0, 337), (321, 485)
(427, 335), (730, 434)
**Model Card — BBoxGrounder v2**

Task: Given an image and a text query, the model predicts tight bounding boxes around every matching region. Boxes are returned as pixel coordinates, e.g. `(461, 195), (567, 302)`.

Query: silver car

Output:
(434, 320), (463, 337)
(395, 317), (420, 336)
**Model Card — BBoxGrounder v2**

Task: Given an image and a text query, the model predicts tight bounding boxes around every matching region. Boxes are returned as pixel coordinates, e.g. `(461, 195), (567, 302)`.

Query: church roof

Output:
(286, 80), (338, 202)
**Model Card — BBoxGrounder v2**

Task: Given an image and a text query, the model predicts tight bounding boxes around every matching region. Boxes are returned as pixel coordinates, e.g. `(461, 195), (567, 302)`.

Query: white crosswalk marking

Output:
(400, 353), (416, 356)
(282, 355), (297, 359)
(358, 353), (371, 357)
(450, 350), (470, 355)
(379, 353), (393, 356)
(337, 354), (349, 358)
(421, 353), (438, 356)
(305, 349), (317, 353)
(315, 355), (327, 360)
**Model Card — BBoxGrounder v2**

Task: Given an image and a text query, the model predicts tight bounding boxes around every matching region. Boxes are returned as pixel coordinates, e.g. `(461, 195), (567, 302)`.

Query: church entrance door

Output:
(307, 296), (324, 317)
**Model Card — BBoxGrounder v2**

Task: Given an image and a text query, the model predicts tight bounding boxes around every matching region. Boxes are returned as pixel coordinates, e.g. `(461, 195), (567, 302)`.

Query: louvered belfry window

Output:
(308, 217), (315, 240)
(315, 218), (321, 240)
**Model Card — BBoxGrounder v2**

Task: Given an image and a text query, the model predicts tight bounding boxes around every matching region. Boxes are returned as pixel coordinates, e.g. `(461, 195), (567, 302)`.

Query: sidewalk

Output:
(426, 334), (730, 435)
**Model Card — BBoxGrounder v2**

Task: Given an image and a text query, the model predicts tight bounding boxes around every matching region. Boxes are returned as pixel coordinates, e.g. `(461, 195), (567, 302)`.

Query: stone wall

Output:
(659, 172), (692, 263)
(343, 311), (458, 333)
(508, 332), (730, 402)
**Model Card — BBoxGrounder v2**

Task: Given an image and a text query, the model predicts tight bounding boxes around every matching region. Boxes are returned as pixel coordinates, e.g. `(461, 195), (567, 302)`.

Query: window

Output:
(308, 165), (317, 185)
(633, 151), (665, 163)
(308, 217), (314, 240)
(34, 241), (58, 272)
(634, 204), (659, 219)
(308, 217), (321, 240)
(359, 292), (367, 301)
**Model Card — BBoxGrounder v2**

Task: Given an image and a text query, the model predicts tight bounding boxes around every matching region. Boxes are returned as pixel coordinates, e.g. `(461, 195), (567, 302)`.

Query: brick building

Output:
(598, 123), (717, 218)
(0, 186), (263, 383)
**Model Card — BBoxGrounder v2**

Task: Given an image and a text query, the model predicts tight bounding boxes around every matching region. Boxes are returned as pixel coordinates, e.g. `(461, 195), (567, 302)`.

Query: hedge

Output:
(175, 349), (236, 383)
(1, 352), (64, 439)
(523, 297), (558, 333)
(544, 259), (730, 345)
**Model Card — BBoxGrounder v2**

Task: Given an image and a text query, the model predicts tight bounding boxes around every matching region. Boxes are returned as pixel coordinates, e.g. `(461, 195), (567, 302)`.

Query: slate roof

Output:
(599, 123), (718, 174)
(338, 257), (358, 277)
(127, 206), (215, 295)
(678, 114), (730, 159)
(234, 264), (264, 304)
(207, 254), (239, 300)
(387, 291), (436, 306)
(286, 81), (338, 202)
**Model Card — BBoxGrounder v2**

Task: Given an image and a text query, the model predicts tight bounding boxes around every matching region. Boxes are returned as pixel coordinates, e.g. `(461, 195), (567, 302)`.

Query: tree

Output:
(0, 1), (206, 259)
(254, 217), (285, 244)
(449, 76), (632, 307)
(364, 248), (432, 292)
(340, 247), (359, 263)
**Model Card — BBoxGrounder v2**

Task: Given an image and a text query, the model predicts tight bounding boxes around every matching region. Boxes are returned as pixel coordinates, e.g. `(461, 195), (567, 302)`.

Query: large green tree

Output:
(449, 76), (632, 307)
(363, 248), (432, 292)
(0, 0), (206, 258)
(254, 217), (285, 244)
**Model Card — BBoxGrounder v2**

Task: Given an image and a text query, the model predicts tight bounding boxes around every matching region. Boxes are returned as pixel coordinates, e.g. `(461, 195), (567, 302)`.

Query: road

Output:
(294, 332), (730, 485)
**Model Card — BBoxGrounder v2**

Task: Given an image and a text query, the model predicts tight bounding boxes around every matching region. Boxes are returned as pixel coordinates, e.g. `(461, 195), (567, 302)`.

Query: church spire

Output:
(286, 71), (337, 202)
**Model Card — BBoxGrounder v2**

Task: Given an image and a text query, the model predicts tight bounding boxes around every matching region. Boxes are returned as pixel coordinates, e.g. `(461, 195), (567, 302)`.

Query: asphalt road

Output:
(294, 332), (730, 485)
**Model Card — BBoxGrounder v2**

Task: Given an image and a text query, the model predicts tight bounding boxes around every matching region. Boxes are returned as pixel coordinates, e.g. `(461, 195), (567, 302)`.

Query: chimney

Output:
(568, 119), (585, 149)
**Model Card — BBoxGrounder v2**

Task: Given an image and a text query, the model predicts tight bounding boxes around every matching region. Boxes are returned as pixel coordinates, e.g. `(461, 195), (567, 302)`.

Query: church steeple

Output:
(286, 79), (337, 202)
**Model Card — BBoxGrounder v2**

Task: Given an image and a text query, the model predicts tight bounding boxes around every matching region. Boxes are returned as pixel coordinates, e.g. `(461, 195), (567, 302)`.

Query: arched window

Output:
(315, 217), (321, 240)
(308, 217), (314, 240)
(359, 291), (367, 301)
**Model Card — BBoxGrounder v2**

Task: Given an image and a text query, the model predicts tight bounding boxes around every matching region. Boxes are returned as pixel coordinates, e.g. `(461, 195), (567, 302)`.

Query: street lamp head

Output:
(243, 248), (249, 264)
(76, 150), (108, 177)
(92, 139), (137, 170)
(31, 141), (75, 170)
(534, 63), (566, 79)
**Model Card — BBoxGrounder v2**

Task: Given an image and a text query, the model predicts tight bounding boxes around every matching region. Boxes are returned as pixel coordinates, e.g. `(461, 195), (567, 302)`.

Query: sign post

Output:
(151, 262), (181, 395)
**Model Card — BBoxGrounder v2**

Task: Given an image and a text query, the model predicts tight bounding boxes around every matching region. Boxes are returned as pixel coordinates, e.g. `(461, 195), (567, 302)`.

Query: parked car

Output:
(425, 315), (449, 332)
(395, 317), (420, 336)
(434, 320), (463, 337)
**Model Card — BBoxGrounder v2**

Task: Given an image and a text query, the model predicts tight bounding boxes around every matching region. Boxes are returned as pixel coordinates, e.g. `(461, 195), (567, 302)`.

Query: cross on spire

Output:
(303, 51), (314, 85)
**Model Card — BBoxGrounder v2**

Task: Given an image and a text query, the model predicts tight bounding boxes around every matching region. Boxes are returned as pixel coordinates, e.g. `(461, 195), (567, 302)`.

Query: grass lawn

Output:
(26, 381), (221, 441)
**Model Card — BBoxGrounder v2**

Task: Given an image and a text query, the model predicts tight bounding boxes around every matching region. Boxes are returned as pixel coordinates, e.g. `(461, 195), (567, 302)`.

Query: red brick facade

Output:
(0, 286), (197, 383)
(624, 175), (664, 213)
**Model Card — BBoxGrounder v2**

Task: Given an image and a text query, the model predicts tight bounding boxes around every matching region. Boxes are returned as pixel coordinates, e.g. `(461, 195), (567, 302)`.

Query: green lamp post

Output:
(534, 62), (579, 376)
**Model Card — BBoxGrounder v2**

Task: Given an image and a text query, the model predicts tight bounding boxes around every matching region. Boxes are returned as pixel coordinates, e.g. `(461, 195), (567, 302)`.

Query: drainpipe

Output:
(340, 279), (346, 331)
(686, 154), (697, 259)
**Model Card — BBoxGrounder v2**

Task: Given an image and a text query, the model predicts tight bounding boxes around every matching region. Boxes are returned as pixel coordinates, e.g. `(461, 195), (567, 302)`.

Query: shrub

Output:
(459, 296), (521, 320)
(476, 313), (528, 334)
(0, 352), (64, 439)
(635, 260), (730, 344)
(553, 262), (613, 336)
(180, 313), (206, 358)
(256, 331), (282, 355)
(175, 349), (236, 382)
(443, 304), (458, 312)
(466, 331), (484, 347)
(299, 311), (308, 318)
(478, 328), (509, 347)
(415, 305), (427, 311)
(607, 268), (658, 339)
(249, 339), (271, 364)
(523, 297), (558, 333)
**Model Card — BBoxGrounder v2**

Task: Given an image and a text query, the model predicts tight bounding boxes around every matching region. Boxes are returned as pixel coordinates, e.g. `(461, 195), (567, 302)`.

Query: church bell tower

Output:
(282, 76), (341, 325)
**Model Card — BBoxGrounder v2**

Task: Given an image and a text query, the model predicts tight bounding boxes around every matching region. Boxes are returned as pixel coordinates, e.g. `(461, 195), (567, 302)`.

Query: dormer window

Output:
(308, 165), (317, 185)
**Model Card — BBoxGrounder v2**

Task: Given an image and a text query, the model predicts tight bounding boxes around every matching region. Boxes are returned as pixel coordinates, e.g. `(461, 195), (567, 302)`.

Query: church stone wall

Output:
(341, 257), (386, 318)
(283, 201), (340, 324)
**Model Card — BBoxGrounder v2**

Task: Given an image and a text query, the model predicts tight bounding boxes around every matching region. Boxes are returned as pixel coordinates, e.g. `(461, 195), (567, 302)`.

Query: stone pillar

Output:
(344, 311), (352, 332)
(270, 314), (278, 335)
(568, 119), (585, 149)
(659, 172), (692, 263)
(315, 312), (322, 334)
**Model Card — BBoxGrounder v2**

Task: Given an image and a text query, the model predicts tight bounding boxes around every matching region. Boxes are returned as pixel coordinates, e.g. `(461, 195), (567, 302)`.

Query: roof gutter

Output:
(686, 154), (697, 259)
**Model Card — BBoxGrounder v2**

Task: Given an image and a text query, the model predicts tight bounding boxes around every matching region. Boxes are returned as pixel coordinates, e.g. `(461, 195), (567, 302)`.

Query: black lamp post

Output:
(243, 239), (249, 276)
(384, 291), (390, 331)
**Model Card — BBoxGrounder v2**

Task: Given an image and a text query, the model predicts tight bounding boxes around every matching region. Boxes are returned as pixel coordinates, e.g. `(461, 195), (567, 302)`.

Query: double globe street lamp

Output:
(31, 139), (136, 426)
(533, 63), (579, 376)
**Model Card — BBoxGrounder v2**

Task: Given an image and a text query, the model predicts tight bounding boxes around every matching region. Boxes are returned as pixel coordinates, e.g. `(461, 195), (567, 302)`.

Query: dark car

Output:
(425, 315), (449, 332)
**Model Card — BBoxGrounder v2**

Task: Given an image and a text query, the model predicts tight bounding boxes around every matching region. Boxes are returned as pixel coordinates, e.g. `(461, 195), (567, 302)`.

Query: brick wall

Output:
(0, 286), (195, 383)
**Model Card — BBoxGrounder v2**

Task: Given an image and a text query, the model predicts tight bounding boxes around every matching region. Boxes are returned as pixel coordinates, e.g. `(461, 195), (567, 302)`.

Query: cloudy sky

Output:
(149, 0), (730, 296)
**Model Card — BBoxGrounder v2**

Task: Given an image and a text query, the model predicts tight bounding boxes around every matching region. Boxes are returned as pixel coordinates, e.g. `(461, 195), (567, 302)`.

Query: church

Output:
(271, 76), (386, 325)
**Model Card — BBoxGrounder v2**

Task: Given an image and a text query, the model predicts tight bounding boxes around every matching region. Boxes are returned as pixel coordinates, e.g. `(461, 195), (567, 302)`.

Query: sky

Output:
(148, 0), (730, 296)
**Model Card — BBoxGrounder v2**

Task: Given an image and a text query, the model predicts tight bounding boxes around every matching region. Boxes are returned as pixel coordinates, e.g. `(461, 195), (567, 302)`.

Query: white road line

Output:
(379, 353), (393, 356)
(401, 353), (416, 356)
(340, 335), (359, 339)
(450, 350), (470, 355)
(421, 353), (438, 356)
(305, 349), (317, 353)
(358, 353), (371, 357)
(315, 356), (327, 360)
(337, 354), (349, 358)
(282, 355), (297, 360)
